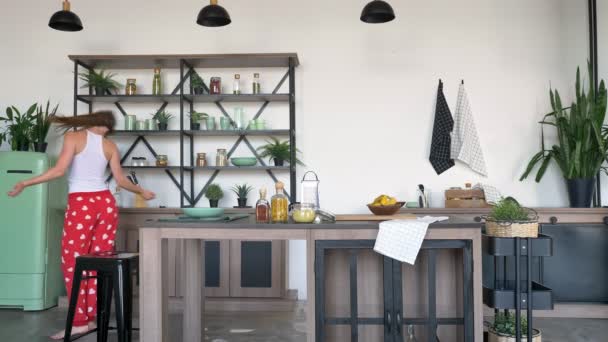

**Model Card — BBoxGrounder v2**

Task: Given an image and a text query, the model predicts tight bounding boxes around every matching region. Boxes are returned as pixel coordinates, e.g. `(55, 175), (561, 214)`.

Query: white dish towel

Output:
(373, 216), (449, 265)
(450, 83), (488, 176)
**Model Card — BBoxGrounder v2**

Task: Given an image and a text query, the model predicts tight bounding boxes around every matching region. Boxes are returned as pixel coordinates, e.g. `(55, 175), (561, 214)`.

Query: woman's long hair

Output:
(51, 111), (116, 133)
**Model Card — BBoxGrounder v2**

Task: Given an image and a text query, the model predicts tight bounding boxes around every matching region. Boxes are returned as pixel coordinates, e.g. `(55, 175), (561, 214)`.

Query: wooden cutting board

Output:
(335, 213), (417, 221)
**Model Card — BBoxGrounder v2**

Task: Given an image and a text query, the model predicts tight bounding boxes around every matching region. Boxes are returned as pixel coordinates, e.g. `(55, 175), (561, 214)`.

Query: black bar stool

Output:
(63, 252), (138, 342)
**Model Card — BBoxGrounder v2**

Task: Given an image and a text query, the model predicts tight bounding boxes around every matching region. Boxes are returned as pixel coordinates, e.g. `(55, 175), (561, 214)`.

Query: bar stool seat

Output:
(63, 252), (138, 342)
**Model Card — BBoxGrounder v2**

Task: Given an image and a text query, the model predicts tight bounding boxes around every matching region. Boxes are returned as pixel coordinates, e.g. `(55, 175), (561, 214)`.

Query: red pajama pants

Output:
(61, 190), (118, 327)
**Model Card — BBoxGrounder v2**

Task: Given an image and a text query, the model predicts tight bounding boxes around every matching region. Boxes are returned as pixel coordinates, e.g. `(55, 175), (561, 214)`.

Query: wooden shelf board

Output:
(69, 53), (299, 69)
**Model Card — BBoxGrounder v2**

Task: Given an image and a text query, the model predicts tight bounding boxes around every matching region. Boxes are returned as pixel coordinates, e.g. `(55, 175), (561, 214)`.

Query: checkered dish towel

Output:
(450, 83), (488, 176)
(374, 216), (449, 265)
(473, 183), (501, 205)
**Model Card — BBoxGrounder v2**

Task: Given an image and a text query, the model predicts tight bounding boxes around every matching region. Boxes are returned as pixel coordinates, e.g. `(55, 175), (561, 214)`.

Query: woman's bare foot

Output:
(50, 322), (96, 340)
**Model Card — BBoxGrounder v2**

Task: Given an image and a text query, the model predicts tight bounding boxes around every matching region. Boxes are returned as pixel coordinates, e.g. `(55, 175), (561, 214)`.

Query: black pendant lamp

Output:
(197, 0), (231, 27)
(360, 0), (395, 24)
(49, 0), (83, 31)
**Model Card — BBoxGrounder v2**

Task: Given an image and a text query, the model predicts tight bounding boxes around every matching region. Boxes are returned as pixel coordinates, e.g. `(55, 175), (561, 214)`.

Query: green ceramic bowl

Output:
(230, 157), (257, 167)
(182, 208), (225, 218)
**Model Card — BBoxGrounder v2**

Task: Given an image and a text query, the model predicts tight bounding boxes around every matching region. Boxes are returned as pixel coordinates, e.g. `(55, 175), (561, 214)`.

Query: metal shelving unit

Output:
(483, 234), (554, 342)
(71, 53), (299, 208)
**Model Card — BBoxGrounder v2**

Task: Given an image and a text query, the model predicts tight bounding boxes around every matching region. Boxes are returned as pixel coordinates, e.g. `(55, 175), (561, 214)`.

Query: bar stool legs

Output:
(64, 264), (84, 342)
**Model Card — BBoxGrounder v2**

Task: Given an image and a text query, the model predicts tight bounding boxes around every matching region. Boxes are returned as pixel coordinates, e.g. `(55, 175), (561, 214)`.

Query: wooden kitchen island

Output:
(138, 218), (483, 342)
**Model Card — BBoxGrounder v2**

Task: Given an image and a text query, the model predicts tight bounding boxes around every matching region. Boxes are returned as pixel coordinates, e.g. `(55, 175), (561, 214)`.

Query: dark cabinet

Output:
(540, 224), (608, 302)
(315, 239), (474, 342)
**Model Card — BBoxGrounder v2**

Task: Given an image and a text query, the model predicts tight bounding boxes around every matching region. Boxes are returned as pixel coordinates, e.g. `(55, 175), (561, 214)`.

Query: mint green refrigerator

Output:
(0, 152), (66, 310)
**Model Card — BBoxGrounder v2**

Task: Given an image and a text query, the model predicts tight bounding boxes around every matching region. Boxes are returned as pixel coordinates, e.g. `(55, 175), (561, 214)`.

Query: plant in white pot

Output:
(488, 312), (541, 342)
(520, 63), (608, 207)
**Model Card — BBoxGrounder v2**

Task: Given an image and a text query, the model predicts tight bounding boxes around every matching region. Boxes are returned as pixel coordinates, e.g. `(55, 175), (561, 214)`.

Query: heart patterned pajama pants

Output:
(61, 190), (118, 327)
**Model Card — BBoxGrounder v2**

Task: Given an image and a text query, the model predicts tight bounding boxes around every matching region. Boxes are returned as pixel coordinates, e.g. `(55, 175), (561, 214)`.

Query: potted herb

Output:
(205, 183), (224, 208)
(189, 111), (208, 130)
(191, 72), (206, 95)
(32, 101), (59, 152)
(152, 110), (173, 131)
(257, 137), (304, 166)
(488, 312), (541, 342)
(484, 197), (538, 238)
(231, 183), (254, 208)
(520, 63), (608, 207)
(78, 69), (122, 95)
(0, 104), (37, 151)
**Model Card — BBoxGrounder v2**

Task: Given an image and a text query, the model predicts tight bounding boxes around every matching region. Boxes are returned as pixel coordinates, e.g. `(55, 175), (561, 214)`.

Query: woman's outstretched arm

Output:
(107, 141), (156, 200)
(7, 132), (77, 197)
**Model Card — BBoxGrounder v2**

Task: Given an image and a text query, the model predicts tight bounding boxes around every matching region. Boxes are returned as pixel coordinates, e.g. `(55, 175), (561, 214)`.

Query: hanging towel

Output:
(429, 80), (455, 175)
(451, 83), (488, 176)
(374, 216), (449, 265)
(473, 183), (502, 205)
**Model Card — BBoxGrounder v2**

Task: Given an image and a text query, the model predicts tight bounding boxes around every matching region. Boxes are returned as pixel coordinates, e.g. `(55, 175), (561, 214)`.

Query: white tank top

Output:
(68, 130), (109, 193)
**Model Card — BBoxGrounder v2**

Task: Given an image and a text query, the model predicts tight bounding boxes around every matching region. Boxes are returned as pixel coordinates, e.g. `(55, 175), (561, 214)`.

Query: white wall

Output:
(0, 0), (591, 299)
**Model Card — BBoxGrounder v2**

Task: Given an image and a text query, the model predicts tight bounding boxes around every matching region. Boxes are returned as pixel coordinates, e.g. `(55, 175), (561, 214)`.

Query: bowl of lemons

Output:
(367, 195), (405, 216)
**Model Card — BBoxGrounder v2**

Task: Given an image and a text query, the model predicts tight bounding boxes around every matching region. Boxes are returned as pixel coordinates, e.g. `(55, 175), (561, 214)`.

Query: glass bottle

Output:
(112, 186), (122, 208)
(256, 188), (270, 223)
(271, 182), (289, 223)
(152, 67), (162, 95)
(252, 73), (261, 94)
(210, 77), (221, 94)
(405, 325), (418, 342)
(233, 74), (241, 94)
(126, 79), (137, 95)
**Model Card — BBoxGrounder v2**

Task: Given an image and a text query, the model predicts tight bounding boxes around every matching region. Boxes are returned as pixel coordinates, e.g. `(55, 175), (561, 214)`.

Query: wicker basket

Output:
(484, 208), (539, 238)
(488, 328), (542, 342)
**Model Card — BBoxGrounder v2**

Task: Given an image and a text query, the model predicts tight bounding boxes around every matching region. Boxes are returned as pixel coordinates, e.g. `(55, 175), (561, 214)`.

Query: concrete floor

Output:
(0, 306), (606, 342)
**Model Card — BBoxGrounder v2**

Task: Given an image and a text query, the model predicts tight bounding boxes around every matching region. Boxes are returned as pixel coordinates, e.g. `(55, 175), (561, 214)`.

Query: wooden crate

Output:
(445, 189), (491, 208)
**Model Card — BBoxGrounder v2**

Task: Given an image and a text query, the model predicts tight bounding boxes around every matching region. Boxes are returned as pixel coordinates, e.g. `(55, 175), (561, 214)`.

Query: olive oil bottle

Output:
(271, 182), (289, 223)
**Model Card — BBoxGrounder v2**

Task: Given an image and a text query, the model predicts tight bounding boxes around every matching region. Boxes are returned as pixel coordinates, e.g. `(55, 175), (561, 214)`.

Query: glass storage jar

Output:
(216, 149), (228, 167)
(126, 79), (137, 95)
(196, 153), (207, 167)
(156, 155), (168, 167)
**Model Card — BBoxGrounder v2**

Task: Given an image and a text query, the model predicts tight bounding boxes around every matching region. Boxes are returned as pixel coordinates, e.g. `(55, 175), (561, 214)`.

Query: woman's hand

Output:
(141, 189), (156, 201)
(7, 182), (26, 197)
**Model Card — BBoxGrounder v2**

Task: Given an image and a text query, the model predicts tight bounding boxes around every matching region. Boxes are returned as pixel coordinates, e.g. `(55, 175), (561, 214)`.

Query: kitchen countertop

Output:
(141, 216), (483, 229)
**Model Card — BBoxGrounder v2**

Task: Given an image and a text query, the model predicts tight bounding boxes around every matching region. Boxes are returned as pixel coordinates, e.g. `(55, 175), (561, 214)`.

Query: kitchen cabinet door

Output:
(540, 224), (608, 302)
(229, 240), (285, 297)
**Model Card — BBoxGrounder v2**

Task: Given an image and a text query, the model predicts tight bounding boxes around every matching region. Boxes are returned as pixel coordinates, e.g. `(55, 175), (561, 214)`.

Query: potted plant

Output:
(78, 69), (122, 95)
(205, 183), (224, 208)
(231, 183), (254, 208)
(484, 197), (538, 238)
(520, 63), (608, 207)
(488, 312), (541, 342)
(152, 110), (173, 131)
(257, 137), (304, 166)
(32, 100), (59, 152)
(191, 72), (206, 95)
(189, 111), (208, 130)
(0, 104), (37, 151)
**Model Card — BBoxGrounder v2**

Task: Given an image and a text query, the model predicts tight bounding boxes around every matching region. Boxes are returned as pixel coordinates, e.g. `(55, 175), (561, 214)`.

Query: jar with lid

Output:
(210, 77), (221, 94)
(140, 157), (149, 167)
(271, 182), (289, 223)
(156, 155), (168, 167)
(233, 74), (241, 94)
(126, 79), (137, 95)
(196, 153), (207, 167)
(131, 157), (141, 167)
(216, 149), (228, 167)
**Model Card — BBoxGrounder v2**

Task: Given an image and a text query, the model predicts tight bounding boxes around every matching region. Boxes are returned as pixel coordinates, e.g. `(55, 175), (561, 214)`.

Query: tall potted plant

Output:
(231, 183), (254, 208)
(205, 183), (224, 208)
(257, 137), (304, 166)
(32, 100), (59, 152)
(520, 64), (608, 207)
(78, 69), (122, 95)
(0, 104), (37, 151)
